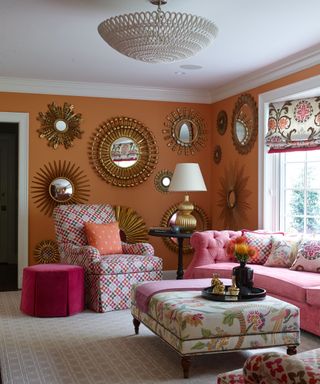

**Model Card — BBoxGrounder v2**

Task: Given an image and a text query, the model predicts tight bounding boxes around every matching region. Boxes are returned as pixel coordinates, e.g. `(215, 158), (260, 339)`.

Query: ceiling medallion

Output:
(37, 102), (83, 149)
(98, 1), (218, 64)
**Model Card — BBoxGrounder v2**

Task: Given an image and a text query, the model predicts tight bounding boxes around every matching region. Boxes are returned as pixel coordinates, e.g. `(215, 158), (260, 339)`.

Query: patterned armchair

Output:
(53, 204), (162, 312)
(217, 349), (320, 383)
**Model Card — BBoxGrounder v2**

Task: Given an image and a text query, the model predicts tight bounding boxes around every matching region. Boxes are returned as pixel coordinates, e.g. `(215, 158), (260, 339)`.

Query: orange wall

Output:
(0, 93), (212, 271)
(211, 65), (320, 230)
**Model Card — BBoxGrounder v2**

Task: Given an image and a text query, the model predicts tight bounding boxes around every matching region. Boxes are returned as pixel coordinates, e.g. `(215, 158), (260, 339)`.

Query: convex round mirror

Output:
(110, 137), (139, 168)
(90, 116), (158, 187)
(163, 108), (206, 155)
(231, 94), (258, 155)
(54, 119), (68, 132)
(49, 178), (73, 202)
(154, 169), (173, 193)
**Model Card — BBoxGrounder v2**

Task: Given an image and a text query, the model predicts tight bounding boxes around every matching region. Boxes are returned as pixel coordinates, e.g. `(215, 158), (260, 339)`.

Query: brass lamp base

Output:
(175, 194), (197, 233)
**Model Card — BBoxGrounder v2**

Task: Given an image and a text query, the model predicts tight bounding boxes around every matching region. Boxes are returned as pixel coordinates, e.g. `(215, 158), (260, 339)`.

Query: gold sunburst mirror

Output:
(90, 116), (158, 187)
(113, 205), (148, 243)
(154, 169), (173, 193)
(217, 162), (251, 229)
(34, 240), (60, 264)
(37, 102), (83, 149)
(163, 108), (207, 155)
(160, 203), (210, 254)
(231, 94), (258, 155)
(31, 160), (90, 216)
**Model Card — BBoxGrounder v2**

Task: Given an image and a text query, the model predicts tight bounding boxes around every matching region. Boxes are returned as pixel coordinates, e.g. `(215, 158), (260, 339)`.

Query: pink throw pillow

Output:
(290, 240), (320, 273)
(264, 236), (301, 268)
(84, 221), (123, 255)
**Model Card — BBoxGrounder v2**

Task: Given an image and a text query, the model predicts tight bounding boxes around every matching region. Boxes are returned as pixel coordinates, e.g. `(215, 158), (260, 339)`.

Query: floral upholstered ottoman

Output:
(131, 279), (300, 378)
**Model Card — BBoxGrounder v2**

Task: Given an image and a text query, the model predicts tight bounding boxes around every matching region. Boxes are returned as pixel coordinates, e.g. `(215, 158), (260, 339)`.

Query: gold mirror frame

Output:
(31, 160), (90, 216)
(113, 205), (148, 243)
(37, 102), (83, 149)
(160, 203), (210, 254)
(217, 110), (228, 135)
(34, 239), (60, 264)
(163, 108), (207, 155)
(90, 116), (158, 187)
(231, 94), (258, 155)
(217, 162), (251, 229)
(154, 169), (173, 193)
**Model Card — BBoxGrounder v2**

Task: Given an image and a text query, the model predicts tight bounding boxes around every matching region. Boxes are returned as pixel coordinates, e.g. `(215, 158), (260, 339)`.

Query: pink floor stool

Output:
(20, 264), (85, 317)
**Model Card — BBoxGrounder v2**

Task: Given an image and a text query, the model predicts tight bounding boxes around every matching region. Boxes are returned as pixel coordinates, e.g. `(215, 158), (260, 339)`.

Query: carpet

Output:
(0, 291), (319, 384)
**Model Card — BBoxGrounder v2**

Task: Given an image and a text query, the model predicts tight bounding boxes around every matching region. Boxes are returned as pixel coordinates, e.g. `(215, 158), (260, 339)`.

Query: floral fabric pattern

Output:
(290, 240), (320, 273)
(131, 288), (300, 356)
(264, 236), (301, 268)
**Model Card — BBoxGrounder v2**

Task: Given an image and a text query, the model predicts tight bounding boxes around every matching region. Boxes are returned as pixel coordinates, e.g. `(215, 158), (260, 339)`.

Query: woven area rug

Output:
(0, 291), (318, 384)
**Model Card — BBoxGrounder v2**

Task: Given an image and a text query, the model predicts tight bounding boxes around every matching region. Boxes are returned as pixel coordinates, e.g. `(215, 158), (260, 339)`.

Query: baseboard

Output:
(162, 270), (176, 280)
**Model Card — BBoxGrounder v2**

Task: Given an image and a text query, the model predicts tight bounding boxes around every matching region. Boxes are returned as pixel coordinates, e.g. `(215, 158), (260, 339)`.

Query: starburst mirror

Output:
(37, 102), (83, 149)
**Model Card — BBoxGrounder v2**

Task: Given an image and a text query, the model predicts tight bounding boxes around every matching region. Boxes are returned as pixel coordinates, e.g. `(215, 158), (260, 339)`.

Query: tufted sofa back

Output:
(53, 204), (116, 246)
(184, 230), (241, 279)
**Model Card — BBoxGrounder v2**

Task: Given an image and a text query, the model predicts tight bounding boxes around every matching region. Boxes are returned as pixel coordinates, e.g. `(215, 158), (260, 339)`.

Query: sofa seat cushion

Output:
(194, 263), (320, 304)
(90, 254), (163, 275)
(306, 286), (320, 306)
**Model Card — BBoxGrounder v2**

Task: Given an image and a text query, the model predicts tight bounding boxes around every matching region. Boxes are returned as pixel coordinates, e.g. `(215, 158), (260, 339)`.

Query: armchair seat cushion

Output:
(90, 254), (163, 275)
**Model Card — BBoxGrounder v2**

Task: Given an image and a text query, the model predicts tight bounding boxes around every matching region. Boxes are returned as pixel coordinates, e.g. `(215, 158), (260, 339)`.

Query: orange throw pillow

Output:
(84, 221), (122, 255)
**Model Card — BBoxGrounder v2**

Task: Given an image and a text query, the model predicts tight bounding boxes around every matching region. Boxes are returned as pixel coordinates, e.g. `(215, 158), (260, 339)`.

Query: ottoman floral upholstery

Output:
(217, 349), (320, 383)
(131, 281), (300, 378)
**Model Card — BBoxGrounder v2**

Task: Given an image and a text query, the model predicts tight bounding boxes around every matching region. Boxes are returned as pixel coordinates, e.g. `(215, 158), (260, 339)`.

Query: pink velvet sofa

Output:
(184, 230), (320, 336)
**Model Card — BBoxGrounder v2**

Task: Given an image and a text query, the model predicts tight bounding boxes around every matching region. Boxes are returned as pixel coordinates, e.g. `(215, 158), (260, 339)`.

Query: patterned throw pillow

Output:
(84, 221), (123, 255)
(290, 240), (320, 272)
(264, 236), (301, 268)
(242, 231), (277, 265)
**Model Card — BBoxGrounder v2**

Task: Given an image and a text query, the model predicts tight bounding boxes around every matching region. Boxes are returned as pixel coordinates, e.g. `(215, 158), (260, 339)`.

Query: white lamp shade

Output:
(169, 163), (207, 192)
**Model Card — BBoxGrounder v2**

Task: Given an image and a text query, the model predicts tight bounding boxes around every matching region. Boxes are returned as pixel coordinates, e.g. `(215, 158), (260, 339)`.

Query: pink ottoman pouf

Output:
(20, 264), (85, 317)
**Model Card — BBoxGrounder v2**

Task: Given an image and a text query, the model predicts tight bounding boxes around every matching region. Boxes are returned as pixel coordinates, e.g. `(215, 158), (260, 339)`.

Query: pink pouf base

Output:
(20, 264), (84, 317)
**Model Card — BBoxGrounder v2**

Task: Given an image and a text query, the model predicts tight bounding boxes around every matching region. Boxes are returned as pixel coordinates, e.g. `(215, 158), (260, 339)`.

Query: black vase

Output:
(232, 262), (254, 295)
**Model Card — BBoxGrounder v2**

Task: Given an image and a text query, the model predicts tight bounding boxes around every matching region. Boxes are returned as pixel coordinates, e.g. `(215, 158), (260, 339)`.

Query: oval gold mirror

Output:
(90, 116), (158, 187)
(160, 203), (210, 254)
(49, 178), (74, 202)
(31, 160), (90, 216)
(163, 108), (206, 155)
(231, 94), (258, 154)
(37, 102), (83, 149)
(227, 190), (236, 208)
(154, 169), (173, 193)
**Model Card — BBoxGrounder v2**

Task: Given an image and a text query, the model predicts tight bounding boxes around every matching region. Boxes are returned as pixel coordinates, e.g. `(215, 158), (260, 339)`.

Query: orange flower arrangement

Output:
(227, 236), (256, 263)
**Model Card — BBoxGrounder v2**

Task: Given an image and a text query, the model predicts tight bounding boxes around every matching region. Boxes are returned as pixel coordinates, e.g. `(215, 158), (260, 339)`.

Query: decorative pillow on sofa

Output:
(242, 230), (284, 265)
(264, 236), (301, 268)
(84, 221), (123, 255)
(290, 240), (320, 272)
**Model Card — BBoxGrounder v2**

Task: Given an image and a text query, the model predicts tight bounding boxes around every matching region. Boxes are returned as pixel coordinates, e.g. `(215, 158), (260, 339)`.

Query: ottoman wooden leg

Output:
(133, 317), (141, 335)
(287, 345), (297, 355)
(181, 356), (191, 378)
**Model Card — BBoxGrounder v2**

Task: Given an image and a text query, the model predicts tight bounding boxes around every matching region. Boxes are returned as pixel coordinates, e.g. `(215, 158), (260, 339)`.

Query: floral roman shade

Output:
(265, 96), (320, 153)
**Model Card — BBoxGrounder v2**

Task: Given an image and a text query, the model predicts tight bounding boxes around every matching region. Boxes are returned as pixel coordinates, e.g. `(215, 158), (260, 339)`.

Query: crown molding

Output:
(0, 76), (212, 104)
(209, 45), (320, 103)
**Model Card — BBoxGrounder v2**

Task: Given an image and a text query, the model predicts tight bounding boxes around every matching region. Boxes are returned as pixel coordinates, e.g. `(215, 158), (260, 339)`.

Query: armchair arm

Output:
(59, 243), (102, 271)
(121, 242), (154, 256)
(184, 230), (241, 279)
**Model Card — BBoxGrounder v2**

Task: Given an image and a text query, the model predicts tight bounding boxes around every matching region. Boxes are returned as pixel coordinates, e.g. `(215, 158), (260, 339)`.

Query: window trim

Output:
(258, 74), (320, 231)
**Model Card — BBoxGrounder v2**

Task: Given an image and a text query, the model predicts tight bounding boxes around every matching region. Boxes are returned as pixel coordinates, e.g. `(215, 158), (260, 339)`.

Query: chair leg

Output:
(133, 317), (140, 335)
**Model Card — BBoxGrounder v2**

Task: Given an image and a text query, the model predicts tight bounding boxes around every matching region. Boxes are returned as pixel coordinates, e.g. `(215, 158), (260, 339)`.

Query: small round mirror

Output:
(110, 137), (139, 168)
(154, 169), (173, 193)
(49, 177), (73, 202)
(175, 119), (198, 144)
(161, 176), (171, 187)
(227, 190), (236, 209)
(54, 119), (68, 132)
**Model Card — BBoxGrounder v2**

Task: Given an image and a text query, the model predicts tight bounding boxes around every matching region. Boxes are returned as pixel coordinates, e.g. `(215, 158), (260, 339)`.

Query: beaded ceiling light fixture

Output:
(98, 0), (218, 64)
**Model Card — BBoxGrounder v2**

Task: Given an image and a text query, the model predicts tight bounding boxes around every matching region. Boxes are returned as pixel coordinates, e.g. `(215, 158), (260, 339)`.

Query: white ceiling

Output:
(1, 0), (320, 102)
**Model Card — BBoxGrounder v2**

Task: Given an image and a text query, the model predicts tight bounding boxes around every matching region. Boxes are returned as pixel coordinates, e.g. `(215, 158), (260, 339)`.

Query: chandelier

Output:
(98, 0), (218, 64)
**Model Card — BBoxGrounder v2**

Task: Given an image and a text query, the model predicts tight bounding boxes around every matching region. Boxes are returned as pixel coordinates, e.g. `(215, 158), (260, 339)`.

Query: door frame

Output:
(0, 113), (28, 288)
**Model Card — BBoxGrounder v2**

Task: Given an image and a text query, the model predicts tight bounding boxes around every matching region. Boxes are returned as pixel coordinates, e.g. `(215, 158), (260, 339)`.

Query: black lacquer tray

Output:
(201, 286), (266, 302)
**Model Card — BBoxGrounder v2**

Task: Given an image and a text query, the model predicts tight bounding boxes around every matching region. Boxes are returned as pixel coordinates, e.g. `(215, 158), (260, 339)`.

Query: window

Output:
(280, 151), (320, 234)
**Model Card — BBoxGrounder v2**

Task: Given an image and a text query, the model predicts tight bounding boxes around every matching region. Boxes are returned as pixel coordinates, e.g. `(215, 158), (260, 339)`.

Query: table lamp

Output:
(168, 163), (207, 232)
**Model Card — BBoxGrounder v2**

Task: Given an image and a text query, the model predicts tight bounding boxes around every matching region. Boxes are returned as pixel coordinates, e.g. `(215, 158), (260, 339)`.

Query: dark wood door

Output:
(0, 123), (18, 291)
